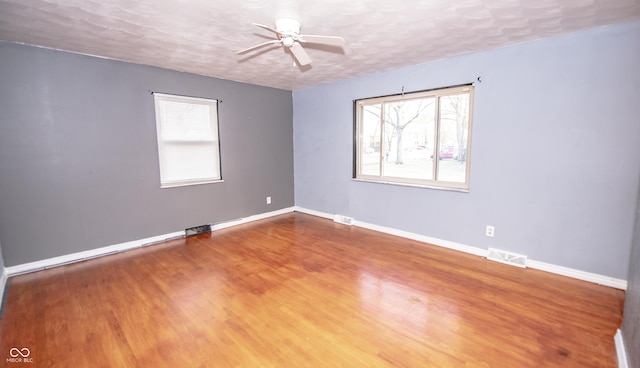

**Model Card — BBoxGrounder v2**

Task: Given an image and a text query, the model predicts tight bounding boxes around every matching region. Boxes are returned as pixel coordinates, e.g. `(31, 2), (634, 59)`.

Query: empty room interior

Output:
(1, 1), (640, 367)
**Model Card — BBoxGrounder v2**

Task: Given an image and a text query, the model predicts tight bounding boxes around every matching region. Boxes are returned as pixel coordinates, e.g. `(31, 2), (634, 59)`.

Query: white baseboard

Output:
(293, 207), (334, 220)
(615, 329), (629, 368)
(6, 207), (295, 277)
(212, 207), (295, 231)
(527, 260), (627, 290)
(6, 230), (184, 276)
(0, 267), (7, 306)
(293, 206), (627, 290)
(5, 205), (627, 290)
(356, 217), (488, 257)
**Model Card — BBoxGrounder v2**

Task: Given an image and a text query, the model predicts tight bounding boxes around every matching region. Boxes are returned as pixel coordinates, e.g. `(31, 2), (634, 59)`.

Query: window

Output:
(354, 84), (474, 191)
(154, 93), (221, 188)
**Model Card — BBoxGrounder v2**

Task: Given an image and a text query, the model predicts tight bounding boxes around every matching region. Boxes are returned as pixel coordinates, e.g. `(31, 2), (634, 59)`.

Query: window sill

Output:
(352, 178), (469, 193)
(160, 179), (224, 189)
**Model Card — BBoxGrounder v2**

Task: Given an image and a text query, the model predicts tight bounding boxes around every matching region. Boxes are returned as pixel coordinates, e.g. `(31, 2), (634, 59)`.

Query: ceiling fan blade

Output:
(237, 39), (281, 54)
(290, 42), (311, 66)
(252, 23), (282, 37)
(299, 34), (345, 47)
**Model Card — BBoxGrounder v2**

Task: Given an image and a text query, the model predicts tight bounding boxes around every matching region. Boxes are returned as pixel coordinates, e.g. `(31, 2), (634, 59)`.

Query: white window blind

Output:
(154, 93), (221, 188)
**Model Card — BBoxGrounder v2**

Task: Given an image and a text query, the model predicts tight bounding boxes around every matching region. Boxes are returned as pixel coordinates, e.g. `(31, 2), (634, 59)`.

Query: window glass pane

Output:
(382, 98), (435, 180)
(361, 104), (381, 176)
(436, 93), (470, 183)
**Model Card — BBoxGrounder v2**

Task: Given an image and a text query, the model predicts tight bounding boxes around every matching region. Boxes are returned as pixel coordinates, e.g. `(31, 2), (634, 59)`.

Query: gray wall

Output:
(622, 178), (640, 367)
(293, 21), (640, 279)
(0, 42), (294, 267)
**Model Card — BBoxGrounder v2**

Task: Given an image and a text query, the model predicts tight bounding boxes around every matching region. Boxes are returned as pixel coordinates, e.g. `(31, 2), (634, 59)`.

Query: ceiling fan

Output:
(237, 18), (345, 66)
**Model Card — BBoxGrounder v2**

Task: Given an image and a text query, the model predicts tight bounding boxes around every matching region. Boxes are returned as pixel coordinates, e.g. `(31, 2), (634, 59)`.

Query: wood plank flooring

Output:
(0, 213), (625, 367)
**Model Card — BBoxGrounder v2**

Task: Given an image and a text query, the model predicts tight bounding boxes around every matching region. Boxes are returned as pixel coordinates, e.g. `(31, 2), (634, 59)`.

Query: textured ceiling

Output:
(1, 0), (639, 91)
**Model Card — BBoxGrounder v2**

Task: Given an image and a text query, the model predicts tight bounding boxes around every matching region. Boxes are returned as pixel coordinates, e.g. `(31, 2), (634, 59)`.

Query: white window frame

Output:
(354, 84), (474, 191)
(154, 93), (222, 188)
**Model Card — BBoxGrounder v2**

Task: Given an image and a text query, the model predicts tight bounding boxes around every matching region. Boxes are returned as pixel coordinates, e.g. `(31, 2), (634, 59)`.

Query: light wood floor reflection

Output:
(0, 213), (624, 367)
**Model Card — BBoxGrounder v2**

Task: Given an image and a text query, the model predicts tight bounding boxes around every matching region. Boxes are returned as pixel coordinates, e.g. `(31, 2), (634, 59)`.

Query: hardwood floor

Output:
(0, 213), (625, 367)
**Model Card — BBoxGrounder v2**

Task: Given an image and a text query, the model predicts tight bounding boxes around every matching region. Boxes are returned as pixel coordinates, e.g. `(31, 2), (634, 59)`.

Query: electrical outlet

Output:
(266, 196), (271, 204)
(486, 225), (495, 237)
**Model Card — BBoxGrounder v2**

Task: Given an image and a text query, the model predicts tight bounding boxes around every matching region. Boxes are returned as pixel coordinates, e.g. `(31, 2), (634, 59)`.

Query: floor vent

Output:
(185, 224), (212, 237)
(487, 248), (527, 268)
(333, 214), (354, 226)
